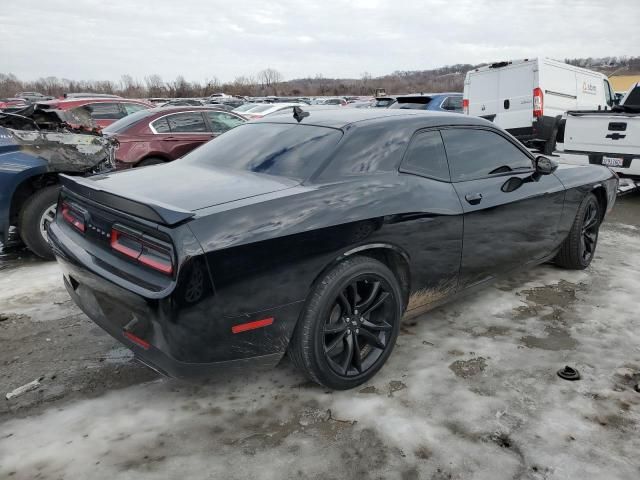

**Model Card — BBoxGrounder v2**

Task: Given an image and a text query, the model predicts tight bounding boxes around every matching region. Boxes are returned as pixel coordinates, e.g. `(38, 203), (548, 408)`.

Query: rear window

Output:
(183, 123), (342, 180)
(84, 102), (125, 120)
(102, 109), (155, 134)
(389, 97), (433, 110)
(624, 86), (640, 106)
(374, 98), (395, 107)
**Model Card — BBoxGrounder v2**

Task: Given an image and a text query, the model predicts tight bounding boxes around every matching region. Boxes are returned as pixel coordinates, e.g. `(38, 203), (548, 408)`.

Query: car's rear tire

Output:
(18, 185), (59, 260)
(288, 256), (403, 390)
(554, 192), (601, 270)
(137, 157), (165, 167)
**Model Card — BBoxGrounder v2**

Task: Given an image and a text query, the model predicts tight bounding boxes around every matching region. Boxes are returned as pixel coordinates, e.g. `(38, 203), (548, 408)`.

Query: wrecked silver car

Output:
(0, 106), (115, 258)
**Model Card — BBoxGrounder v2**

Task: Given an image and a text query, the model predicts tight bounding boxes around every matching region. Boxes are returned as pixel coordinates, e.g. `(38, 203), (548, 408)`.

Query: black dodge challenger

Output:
(48, 109), (618, 389)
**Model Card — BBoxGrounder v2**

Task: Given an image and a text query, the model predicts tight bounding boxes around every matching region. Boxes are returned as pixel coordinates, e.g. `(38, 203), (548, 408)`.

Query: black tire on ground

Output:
(137, 157), (165, 167)
(288, 256), (403, 390)
(18, 185), (60, 260)
(554, 192), (601, 270)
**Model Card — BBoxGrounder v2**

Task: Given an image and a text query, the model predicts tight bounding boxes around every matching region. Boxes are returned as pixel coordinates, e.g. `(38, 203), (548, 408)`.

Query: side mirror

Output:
(535, 156), (558, 175)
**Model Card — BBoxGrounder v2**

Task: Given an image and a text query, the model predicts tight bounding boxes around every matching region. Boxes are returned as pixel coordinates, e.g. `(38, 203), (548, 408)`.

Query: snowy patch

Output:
(1, 227), (639, 479)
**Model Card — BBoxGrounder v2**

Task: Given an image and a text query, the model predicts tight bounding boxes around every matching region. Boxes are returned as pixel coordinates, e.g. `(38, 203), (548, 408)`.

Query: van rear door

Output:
(497, 62), (535, 131)
(467, 70), (499, 120)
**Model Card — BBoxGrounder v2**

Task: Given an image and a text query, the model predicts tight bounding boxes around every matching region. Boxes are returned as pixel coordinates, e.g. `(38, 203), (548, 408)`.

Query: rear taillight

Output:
(533, 87), (543, 118)
(110, 224), (174, 275)
(462, 99), (469, 115)
(61, 202), (86, 233)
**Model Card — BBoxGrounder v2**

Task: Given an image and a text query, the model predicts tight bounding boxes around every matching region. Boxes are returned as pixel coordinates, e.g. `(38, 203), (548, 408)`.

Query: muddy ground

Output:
(1, 173), (639, 479)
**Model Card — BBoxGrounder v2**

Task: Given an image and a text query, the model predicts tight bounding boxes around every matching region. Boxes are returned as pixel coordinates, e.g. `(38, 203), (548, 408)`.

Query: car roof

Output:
(148, 105), (234, 113)
(254, 108), (488, 129)
(397, 92), (462, 98)
(39, 97), (150, 106)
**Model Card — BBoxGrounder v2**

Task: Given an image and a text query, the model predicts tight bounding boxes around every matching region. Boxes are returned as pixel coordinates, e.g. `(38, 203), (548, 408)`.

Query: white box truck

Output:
(463, 58), (616, 153)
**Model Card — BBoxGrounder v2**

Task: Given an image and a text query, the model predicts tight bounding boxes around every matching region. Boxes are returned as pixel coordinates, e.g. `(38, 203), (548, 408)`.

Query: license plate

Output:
(602, 156), (624, 167)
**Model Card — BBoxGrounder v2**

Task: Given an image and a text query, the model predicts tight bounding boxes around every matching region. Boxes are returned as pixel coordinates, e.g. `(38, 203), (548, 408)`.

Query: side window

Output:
(151, 117), (170, 133)
(206, 111), (245, 134)
(442, 96), (463, 112)
(122, 103), (148, 115)
(86, 102), (125, 120)
(166, 112), (207, 133)
(400, 130), (450, 181)
(441, 128), (532, 182)
(603, 80), (614, 107)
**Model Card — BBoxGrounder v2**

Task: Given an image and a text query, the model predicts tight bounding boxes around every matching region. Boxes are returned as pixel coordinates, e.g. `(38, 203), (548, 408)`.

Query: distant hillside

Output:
(280, 56), (640, 96)
(1, 56), (638, 99)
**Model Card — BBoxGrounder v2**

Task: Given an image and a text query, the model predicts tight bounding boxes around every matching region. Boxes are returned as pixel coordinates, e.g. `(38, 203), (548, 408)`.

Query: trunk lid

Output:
(61, 161), (299, 225)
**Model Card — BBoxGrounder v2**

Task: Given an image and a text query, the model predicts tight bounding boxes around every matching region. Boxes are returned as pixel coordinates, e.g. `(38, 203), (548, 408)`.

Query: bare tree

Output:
(144, 74), (165, 97)
(257, 68), (283, 95)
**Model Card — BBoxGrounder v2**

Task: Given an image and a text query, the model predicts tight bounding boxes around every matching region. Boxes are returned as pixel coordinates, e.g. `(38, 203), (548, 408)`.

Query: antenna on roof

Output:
(293, 106), (309, 123)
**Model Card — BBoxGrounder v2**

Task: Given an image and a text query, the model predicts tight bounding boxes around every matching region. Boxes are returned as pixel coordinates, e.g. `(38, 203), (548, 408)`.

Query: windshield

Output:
(183, 123), (342, 180)
(102, 109), (155, 134)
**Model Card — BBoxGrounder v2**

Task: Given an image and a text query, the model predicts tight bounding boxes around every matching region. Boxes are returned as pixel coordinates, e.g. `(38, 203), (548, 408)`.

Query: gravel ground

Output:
(1, 156), (639, 479)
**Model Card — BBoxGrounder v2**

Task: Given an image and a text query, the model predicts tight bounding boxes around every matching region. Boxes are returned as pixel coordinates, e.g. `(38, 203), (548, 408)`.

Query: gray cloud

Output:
(1, 0), (637, 82)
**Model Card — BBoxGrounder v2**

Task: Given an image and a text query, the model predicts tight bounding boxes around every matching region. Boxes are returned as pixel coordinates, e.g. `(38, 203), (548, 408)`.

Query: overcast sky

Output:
(2, 0), (638, 83)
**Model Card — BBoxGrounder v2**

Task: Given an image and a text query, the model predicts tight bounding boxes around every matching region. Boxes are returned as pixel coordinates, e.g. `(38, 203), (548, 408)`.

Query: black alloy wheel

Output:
(322, 276), (395, 377)
(580, 200), (599, 263)
(289, 256), (403, 390)
(555, 192), (601, 270)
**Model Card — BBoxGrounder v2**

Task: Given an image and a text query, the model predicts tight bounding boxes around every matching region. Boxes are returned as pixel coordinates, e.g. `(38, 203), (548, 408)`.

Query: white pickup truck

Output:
(562, 82), (640, 179)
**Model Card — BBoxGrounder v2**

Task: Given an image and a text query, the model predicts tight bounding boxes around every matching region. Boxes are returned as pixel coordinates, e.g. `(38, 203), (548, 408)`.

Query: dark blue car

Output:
(389, 93), (463, 112)
(0, 118), (113, 259)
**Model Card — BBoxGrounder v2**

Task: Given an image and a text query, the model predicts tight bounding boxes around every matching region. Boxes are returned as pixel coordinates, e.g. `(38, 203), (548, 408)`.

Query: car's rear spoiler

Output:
(59, 174), (195, 226)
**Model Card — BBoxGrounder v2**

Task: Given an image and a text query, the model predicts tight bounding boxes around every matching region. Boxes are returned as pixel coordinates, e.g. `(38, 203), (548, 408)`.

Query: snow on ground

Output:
(1, 194), (639, 479)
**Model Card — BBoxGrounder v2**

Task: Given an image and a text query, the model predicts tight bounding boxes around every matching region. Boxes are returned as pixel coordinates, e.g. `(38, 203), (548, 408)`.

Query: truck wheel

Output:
(554, 193), (601, 270)
(542, 135), (556, 155)
(288, 256), (403, 390)
(18, 185), (60, 260)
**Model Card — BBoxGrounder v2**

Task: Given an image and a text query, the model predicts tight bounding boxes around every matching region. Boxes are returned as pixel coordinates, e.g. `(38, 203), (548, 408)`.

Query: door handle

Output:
(162, 136), (178, 141)
(465, 193), (483, 205)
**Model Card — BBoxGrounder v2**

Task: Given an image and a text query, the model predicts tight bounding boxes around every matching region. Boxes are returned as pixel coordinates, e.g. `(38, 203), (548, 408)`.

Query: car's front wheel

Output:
(555, 192), (601, 269)
(289, 256), (403, 390)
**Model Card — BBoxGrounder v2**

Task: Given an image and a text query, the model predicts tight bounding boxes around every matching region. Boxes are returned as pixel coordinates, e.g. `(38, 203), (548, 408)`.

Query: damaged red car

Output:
(36, 97), (154, 128)
(101, 106), (246, 169)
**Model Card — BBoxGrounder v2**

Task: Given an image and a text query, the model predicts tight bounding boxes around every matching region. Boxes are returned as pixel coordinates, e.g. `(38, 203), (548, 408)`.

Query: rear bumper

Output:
(61, 270), (282, 377)
(48, 221), (301, 379)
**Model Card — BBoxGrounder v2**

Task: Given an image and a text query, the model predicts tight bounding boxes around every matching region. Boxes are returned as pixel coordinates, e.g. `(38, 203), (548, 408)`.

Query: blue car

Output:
(0, 110), (113, 259)
(389, 93), (463, 112)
